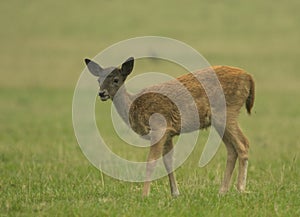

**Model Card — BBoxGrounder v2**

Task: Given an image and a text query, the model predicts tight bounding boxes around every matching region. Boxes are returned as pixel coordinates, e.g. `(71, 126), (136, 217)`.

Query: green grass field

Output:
(1, 0), (300, 216)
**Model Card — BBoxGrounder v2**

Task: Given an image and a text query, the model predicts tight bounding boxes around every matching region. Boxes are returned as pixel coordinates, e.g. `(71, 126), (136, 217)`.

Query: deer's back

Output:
(129, 66), (253, 136)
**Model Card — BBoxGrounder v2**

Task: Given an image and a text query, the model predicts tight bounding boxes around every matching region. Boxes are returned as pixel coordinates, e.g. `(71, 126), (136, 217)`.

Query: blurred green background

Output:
(1, 0), (299, 88)
(1, 0), (299, 216)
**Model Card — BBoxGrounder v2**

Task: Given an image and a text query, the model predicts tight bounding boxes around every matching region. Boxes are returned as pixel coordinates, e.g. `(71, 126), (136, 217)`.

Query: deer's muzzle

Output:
(99, 90), (110, 101)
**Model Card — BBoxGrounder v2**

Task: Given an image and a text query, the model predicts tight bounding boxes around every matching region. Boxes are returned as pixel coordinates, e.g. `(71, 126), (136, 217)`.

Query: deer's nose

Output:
(99, 91), (106, 97)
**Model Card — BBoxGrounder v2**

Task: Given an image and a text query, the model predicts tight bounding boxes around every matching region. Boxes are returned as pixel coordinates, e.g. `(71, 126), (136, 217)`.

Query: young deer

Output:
(84, 57), (255, 197)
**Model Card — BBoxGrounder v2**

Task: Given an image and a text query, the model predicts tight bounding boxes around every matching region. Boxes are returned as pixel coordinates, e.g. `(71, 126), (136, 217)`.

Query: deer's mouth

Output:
(99, 91), (110, 101)
(100, 95), (110, 101)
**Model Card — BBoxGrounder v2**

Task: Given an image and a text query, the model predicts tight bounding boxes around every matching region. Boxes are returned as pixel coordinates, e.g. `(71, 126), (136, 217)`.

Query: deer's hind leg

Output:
(218, 128), (238, 194)
(236, 125), (250, 192)
(221, 123), (249, 194)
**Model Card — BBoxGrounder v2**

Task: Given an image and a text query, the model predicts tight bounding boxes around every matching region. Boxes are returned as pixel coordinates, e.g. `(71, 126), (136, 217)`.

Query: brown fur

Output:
(129, 66), (254, 136)
(85, 58), (255, 197)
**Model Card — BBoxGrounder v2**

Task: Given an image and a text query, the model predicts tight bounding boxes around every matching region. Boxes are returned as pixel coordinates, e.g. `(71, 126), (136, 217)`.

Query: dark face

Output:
(97, 68), (125, 101)
(84, 57), (134, 101)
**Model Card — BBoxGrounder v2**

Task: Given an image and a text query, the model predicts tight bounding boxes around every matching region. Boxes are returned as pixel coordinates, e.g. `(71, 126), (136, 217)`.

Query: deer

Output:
(84, 57), (255, 197)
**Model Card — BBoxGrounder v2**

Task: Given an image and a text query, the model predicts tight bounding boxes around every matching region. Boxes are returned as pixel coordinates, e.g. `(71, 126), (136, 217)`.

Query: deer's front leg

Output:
(163, 139), (179, 197)
(142, 130), (166, 197)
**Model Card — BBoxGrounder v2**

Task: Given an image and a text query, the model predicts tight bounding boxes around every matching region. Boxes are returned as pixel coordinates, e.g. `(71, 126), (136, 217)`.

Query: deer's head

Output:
(84, 57), (134, 101)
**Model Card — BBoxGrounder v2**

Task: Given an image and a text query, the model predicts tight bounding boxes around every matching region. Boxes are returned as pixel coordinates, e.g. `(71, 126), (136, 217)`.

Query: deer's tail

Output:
(246, 75), (255, 115)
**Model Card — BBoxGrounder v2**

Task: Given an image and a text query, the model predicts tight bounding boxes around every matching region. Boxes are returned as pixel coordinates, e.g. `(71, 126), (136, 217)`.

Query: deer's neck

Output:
(112, 86), (133, 126)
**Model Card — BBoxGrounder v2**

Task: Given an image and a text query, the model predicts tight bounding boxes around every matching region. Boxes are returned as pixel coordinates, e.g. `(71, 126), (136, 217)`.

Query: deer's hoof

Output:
(171, 190), (180, 198)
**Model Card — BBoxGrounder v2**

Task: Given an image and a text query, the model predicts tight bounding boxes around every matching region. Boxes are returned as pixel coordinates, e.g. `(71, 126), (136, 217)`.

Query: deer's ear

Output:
(84, 58), (103, 77)
(121, 57), (134, 76)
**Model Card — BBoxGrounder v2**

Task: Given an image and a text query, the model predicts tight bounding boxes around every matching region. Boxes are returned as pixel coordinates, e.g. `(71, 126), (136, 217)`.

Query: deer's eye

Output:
(113, 77), (119, 83)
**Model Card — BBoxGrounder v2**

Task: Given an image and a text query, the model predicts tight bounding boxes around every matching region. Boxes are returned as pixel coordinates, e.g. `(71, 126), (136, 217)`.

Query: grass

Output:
(1, 0), (300, 216)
